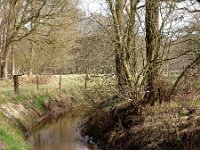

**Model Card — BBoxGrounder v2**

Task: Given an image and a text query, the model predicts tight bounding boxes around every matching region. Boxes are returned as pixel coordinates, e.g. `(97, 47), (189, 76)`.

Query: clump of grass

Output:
(0, 113), (31, 150)
(33, 94), (51, 109)
(190, 99), (200, 106)
(0, 127), (29, 150)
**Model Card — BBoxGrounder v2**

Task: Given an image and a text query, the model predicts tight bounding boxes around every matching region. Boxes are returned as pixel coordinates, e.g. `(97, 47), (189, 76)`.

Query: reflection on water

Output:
(28, 115), (100, 150)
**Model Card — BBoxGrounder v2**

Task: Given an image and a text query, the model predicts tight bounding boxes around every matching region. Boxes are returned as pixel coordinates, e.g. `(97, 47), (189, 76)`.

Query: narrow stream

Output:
(28, 114), (100, 150)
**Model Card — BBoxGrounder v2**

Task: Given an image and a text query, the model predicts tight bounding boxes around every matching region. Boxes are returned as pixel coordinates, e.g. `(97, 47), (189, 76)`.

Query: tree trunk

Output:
(107, 0), (138, 98)
(28, 45), (34, 77)
(115, 48), (133, 97)
(11, 45), (15, 76)
(0, 58), (8, 79)
(144, 0), (160, 106)
(0, 1), (13, 79)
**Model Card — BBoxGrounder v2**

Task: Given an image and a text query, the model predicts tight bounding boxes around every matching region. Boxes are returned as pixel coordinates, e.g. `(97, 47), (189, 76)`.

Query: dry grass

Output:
(81, 98), (200, 149)
(0, 74), (115, 101)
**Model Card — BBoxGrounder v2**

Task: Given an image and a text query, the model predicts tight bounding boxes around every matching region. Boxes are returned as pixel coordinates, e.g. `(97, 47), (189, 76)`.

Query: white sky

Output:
(79, 0), (200, 37)
(79, 0), (108, 16)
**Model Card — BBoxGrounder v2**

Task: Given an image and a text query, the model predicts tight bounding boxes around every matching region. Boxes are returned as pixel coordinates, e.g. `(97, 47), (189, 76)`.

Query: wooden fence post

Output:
(85, 74), (89, 89)
(59, 75), (62, 91)
(36, 75), (39, 91)
(13, 75), (19, 95)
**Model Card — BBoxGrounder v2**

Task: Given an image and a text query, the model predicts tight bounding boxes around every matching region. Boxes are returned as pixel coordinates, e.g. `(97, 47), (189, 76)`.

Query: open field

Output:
(1, 74), (200, 101)
(0, 74), (116, 99)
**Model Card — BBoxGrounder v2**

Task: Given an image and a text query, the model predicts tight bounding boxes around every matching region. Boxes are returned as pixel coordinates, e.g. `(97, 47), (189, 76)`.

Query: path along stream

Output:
(28, 114), (100, 150)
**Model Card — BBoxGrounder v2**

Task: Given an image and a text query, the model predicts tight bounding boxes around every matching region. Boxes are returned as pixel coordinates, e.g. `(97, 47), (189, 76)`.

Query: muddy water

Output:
(28, 114), (100, 150)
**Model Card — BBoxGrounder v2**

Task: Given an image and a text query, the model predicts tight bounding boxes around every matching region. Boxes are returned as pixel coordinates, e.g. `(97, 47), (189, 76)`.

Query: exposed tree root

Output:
(81, 100), (200, 150)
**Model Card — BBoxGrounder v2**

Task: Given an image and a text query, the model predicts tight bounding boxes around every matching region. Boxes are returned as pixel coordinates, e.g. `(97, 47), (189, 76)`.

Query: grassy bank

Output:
(0, 92), (69, 150)
(0, 75), (114, 150)
(0, 112), (31, 150)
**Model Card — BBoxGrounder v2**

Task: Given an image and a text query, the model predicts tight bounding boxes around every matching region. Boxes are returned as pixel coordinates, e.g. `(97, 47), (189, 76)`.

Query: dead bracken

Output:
(81, 99), (200, 150)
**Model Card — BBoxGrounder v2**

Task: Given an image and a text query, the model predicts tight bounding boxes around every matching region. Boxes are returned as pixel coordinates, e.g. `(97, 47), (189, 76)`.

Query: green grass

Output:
(0, 113), (31, 150)
(0, 74), (115, 100)
(188, 99), (200, 106)
(0, 128), (25, 150)
(33, 94), (49, 109)
(0, 93), (54, 149)
(0, 74), (116, 149)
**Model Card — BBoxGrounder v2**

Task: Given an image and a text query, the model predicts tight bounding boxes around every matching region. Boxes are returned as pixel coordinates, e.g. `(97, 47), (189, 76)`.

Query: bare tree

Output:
(11, 0), (81, 75)
(0, 0), (72, 78)
(106, 0), (139, 98)
(143, 0), (160, 105)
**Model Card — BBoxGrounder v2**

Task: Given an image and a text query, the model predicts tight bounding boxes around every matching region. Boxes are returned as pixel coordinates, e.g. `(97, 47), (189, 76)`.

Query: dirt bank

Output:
(0, 93), (72, 150)
(81, 98), (200, 150)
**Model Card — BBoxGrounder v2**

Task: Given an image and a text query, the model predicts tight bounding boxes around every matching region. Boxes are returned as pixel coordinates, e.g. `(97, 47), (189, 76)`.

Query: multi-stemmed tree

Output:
(104, 0), (200, 108)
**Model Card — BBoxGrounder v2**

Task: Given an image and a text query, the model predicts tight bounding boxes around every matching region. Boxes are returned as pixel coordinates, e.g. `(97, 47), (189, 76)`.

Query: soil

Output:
(81, 97), (200, 150)
(0, 93), (72, 133)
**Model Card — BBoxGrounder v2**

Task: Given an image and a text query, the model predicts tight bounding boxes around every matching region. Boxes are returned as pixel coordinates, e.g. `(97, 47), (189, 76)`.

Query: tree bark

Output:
(0, 58), (8, 79)
(115, 49), (132, 97)
(0, 1), (14, 79)
(144, 0), (160, 106)
(107, 0), (138, 98)
(28, 43), (34, 76)
(11, 45), (15, 76)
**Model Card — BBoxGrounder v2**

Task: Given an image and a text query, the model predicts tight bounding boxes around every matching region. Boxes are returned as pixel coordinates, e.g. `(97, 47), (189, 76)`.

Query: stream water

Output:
(28, 114), (100, 150)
